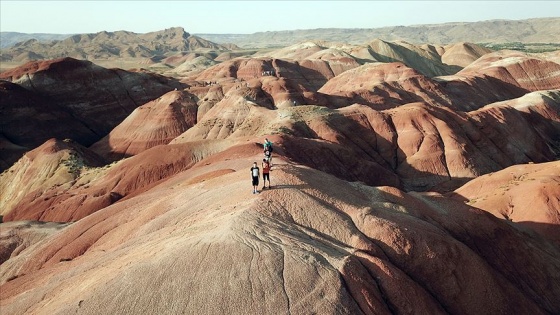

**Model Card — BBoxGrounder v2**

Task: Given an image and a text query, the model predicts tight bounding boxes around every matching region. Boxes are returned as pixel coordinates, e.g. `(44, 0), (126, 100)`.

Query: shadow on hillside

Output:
(439, 75), (529, 111)
(515, 221), (560, 249)
(366, 44), (463, 76)
(518, 108), (560, 159)
(314, 78), (454, 110)
(267, 164), (547, 256)
(442, 190), (560, 249)
(262, 58), (443, 110)
(272, 59), (330, 91)
(278, 111), (483, 193)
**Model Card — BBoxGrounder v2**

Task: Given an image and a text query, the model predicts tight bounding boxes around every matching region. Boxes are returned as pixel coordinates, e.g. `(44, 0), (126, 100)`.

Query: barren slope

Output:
(1, 151), (559, 315)
(0, 57), (184, 139)
(438, 51), (560, 110)
(0, 139), (104, 218)
(0, 57), (185, 168)
(1, 140), (230, 222)
(452, 161), (560, 245)
(440, 42), (493, 67)
(317, 62), (453, 109)
(89, 90), (198, 160)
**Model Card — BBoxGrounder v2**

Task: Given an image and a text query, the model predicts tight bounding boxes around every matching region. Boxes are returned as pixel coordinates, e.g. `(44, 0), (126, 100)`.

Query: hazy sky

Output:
(1, 1), (558, 34)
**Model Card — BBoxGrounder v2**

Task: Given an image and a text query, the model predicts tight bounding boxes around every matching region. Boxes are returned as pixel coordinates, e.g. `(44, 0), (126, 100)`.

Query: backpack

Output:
(265, 142), (273, 153)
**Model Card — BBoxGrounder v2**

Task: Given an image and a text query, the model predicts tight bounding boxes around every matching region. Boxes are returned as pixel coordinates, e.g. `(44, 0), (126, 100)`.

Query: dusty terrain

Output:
(0, 24), (559, 314)
(1, 151), (559, 314)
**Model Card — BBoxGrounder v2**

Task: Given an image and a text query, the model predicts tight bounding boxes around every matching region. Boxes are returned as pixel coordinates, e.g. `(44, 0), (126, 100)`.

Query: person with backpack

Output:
(264, 149), (272, 165)
(263, 138), (273, 166)
(251, 162), (260, 194)
(262, 158), (271, 189)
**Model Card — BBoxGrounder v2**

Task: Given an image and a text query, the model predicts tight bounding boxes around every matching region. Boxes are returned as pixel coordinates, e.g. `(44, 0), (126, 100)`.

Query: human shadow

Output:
(266, 183), (309, 190)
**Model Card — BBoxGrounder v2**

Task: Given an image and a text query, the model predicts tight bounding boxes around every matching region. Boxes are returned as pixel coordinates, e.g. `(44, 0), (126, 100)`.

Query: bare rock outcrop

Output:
(166, 55), (218, 77)
(0, 138), (104, 218)
(1, 140), (209, 222)
(89, 90), (198, 161)
(0, 221), (68, 266)
(317, 51), (560, 112)
(366, 39), (461, 77)
(457, 50), (560, 91)
(452, 161), (560, 245)
(438, 51), (560, 110)
(256, 39), (463, 78)
(3, 86), (557, 224)
(171, 90), (558, 192)
(317, 62), (453, 109)
(255, 41), (327, 60)
(195, 57), (356, 92)
(440, 42), (493, 67)
(275, 99), (558, 191)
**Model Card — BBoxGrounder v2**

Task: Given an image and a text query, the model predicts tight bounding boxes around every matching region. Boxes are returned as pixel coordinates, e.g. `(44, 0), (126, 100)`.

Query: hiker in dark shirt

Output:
(251, 162), (260, 194)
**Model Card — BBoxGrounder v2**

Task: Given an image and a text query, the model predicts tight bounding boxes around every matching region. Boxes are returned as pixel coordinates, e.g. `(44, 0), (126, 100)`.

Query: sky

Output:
(1, 1), (558, 35)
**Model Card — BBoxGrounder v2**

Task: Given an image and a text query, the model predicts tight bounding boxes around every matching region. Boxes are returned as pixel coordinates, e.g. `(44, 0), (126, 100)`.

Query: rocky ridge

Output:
(0, 27), (234, 62)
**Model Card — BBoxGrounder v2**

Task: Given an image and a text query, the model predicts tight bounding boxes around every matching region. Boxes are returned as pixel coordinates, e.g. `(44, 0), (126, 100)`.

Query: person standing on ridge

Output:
(263, 138), (273, 151)
(262, 158), (271, 189)
(264, 149), (272, 167)
(263, 138), (273, 166)
(251, 162), (260, 194)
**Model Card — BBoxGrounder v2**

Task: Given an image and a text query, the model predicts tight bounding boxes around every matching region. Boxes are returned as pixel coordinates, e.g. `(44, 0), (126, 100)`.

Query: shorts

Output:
(263, 173), (270, 181)
(252, 176), (259, 186)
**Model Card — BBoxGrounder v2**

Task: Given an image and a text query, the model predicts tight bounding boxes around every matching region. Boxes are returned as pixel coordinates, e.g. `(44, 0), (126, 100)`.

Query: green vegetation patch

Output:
(480, 42), (560, 53)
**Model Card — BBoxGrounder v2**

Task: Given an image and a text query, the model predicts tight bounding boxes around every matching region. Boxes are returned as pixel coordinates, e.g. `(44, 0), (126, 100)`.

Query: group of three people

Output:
(251, 138), (273, 194)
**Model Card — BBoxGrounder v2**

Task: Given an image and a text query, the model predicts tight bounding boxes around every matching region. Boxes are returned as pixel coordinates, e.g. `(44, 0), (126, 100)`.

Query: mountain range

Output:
(0, 32), (72, 49)
(2, 17), (559, 52)
(0, 27), (234, 62)
(199, 17), (560, 48)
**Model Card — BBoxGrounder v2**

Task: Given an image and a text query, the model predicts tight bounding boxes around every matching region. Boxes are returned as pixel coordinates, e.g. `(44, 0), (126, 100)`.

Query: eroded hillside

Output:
(1, 36), (559, 315)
